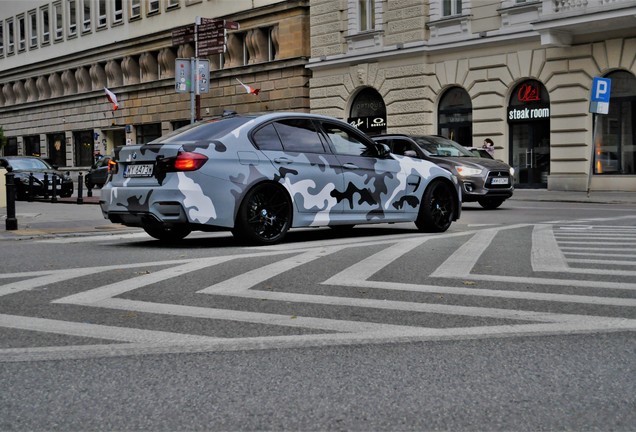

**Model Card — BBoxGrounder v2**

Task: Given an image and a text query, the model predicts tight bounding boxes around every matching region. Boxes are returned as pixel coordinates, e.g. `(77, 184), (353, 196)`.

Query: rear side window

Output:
(272, 119), (325, 153)
(252, 123), (284, 151)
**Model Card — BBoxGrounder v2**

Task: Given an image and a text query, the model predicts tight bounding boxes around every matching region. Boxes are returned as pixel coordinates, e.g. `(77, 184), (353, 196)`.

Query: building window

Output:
(7, 18), (15, 54)
(24, 136), (41, 157)
(438, 87), (472, 147)
(594, 71), (636, 175)
(0, 22), (4, 56)
(148, 0), (160, 15)
(136, 123), (161, 144)
(113, 0), (123, 23)
(54, 2), (63, 40)
(358, 0), (375, 31)
(167, 0), (180, 10)
(348, 87), (387, 136)
(41, 6), (50, 44)
(130, 0), (141, 19)
(443, 0), (462, 16)
(68, 0), (77, 37)
(29, 11), (38, 49)
(17, 15), (26, 51)
(97, 0), (107, 27)
(82, 0), (91, 32)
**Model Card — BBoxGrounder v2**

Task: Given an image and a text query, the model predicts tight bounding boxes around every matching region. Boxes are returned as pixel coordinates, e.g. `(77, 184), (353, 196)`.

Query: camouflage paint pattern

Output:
(100, 112), (460, 230)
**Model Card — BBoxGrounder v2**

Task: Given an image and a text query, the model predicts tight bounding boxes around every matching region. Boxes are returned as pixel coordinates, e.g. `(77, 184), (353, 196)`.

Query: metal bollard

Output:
(28, 172), (34, 202)
(43, 173), (49, 199)
(5, 168), (18, 230)
(77, 172), (84, 204)
(51, 173), (57, 203)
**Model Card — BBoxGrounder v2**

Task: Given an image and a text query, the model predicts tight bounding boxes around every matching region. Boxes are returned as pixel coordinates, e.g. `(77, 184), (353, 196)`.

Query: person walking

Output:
(482, 138), (495, 157)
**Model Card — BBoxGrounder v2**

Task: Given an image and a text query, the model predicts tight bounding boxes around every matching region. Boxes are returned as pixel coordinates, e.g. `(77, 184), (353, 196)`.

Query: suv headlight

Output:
(455, 165), (483, 177)
(509, 167), (515, 176)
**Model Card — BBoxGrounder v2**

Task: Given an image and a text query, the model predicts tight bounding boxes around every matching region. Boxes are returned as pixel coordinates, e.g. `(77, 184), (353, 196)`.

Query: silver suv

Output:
(373, 135), (514, 209)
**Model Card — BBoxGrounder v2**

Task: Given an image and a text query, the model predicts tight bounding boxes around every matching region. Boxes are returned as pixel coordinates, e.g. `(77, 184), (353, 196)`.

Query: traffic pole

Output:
(5, 168), (18, 230)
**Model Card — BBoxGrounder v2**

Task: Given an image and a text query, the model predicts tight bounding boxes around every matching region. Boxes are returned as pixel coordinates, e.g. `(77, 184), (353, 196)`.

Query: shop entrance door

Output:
(510, 121), (550, 188)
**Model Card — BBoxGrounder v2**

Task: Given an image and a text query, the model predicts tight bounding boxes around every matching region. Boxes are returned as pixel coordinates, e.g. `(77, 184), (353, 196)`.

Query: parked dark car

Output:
(101, 112), (462, 244)
(373, 135), (514, 209)
(0, 156), (74, 200)
(85, 156), (113, 189)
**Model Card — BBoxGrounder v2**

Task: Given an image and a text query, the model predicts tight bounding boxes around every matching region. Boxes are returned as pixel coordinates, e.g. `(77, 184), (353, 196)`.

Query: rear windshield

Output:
(154, 117), (254, 143)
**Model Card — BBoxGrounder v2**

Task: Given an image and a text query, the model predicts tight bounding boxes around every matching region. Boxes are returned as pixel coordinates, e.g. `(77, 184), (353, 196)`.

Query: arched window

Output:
(438, 87), (472, 147)
(594, 71), (636, 175)
(348, 87), (387, 136)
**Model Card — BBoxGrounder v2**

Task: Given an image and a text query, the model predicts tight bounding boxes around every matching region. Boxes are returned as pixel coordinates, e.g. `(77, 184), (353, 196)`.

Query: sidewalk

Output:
(1, 189), (635, 240)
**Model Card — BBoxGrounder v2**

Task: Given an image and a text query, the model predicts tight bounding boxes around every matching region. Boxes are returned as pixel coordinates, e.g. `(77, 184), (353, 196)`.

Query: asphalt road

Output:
(1, 200), (635, 431)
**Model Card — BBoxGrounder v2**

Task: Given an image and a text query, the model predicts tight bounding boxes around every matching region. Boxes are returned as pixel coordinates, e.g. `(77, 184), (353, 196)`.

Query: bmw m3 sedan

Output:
(100, 112), (461, 244)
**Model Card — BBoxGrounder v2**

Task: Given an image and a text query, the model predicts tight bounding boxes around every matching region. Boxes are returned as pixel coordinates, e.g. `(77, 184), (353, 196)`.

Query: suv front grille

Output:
(486, 170), (512, 188)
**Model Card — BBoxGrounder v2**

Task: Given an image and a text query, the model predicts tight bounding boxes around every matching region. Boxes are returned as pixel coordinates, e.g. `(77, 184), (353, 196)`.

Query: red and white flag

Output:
(236, 78), (260, 95)
(104, 87), (119, 111)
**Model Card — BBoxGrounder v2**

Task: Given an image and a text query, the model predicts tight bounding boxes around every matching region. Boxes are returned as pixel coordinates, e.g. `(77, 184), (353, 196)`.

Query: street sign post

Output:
(590, 77), (611, 115)
(172, 18), (240, 122)
(588, 77), (612, 195)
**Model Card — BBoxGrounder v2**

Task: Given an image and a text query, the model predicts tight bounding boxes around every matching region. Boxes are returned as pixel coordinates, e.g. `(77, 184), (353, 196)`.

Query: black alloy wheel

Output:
(234, 183), (292, 245)
(415, 180), (455, 232)
(143, 225), (192, 242)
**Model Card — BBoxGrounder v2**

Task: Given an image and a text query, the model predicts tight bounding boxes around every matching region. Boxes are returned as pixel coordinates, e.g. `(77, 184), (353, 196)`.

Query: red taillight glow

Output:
(108, 159), (118, 174)
(174, 152), (208, 171)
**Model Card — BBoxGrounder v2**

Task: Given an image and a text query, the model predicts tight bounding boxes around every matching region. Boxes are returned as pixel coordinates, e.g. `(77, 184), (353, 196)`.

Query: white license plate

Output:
(125, 164), (153, 178)
(491, 177), (509, 185)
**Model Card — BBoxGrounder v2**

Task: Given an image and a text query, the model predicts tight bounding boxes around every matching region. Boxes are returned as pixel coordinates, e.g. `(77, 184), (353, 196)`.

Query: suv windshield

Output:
(412, 136), (475, 157)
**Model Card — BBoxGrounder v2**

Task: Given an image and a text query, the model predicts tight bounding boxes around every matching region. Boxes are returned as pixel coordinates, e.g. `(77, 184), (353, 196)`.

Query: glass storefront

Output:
(593, 70), (636, 175)
(508, 80), (550, 188)
(347, 87), (387, 136)
(438, 87), (472, 147)
(47, 133), (67, 167)
(73, 130), (95, 167)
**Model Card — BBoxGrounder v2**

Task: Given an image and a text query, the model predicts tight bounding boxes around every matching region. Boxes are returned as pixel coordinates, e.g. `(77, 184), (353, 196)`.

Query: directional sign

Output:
(199, 45), (226, 56)
(590, 77), (611, 114)
(171, 19), (238, 49)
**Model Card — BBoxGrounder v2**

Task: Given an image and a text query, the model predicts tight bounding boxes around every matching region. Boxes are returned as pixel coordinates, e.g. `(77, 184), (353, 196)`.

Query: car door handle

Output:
(273, 158), (293, 164)
(342, 163), (358, 169)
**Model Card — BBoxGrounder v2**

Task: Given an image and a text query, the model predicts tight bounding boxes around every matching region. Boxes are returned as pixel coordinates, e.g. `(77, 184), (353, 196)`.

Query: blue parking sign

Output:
(590, 77), (611, 114)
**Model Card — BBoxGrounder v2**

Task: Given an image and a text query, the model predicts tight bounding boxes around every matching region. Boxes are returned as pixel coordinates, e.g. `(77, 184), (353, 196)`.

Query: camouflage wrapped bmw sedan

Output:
(100, 112), (461, 244)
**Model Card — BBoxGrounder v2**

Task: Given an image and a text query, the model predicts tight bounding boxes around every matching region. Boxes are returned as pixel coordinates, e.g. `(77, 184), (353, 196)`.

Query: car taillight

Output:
(173, 152), (208, 171)
(108, 159), (118, 174)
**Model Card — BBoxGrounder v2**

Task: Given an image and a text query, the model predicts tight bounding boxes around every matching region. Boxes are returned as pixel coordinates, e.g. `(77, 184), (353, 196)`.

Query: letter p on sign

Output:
(590, 77), (611, 114)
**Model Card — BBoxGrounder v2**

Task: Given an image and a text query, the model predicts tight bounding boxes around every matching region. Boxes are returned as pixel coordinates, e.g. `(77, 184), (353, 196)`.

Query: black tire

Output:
(478, 198), (505, 209)
(233, 183), (292, 245)
(415, 180), (455, 233)
(143, 225), (191, 242)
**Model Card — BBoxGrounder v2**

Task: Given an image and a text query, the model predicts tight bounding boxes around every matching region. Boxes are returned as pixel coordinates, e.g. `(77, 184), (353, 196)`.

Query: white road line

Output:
(531, 224), (569, 272)
(36, 232), (149, 243)
(561, 246), (635, 252)
(98, 298), (418, 333)
(3, 316), (636, 363)
(564, 252), (636, 258)
(567, 258), (636, 266)
(0, 313), (225, 344)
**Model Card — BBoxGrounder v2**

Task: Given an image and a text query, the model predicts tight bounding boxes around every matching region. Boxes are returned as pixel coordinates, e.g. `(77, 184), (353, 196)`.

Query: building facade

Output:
(0, 0), (310, 168)
(309, 0), (636, 191)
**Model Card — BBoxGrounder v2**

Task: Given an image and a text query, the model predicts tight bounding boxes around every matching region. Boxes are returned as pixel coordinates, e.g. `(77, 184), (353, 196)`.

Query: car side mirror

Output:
(376, 143), (391, 158)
